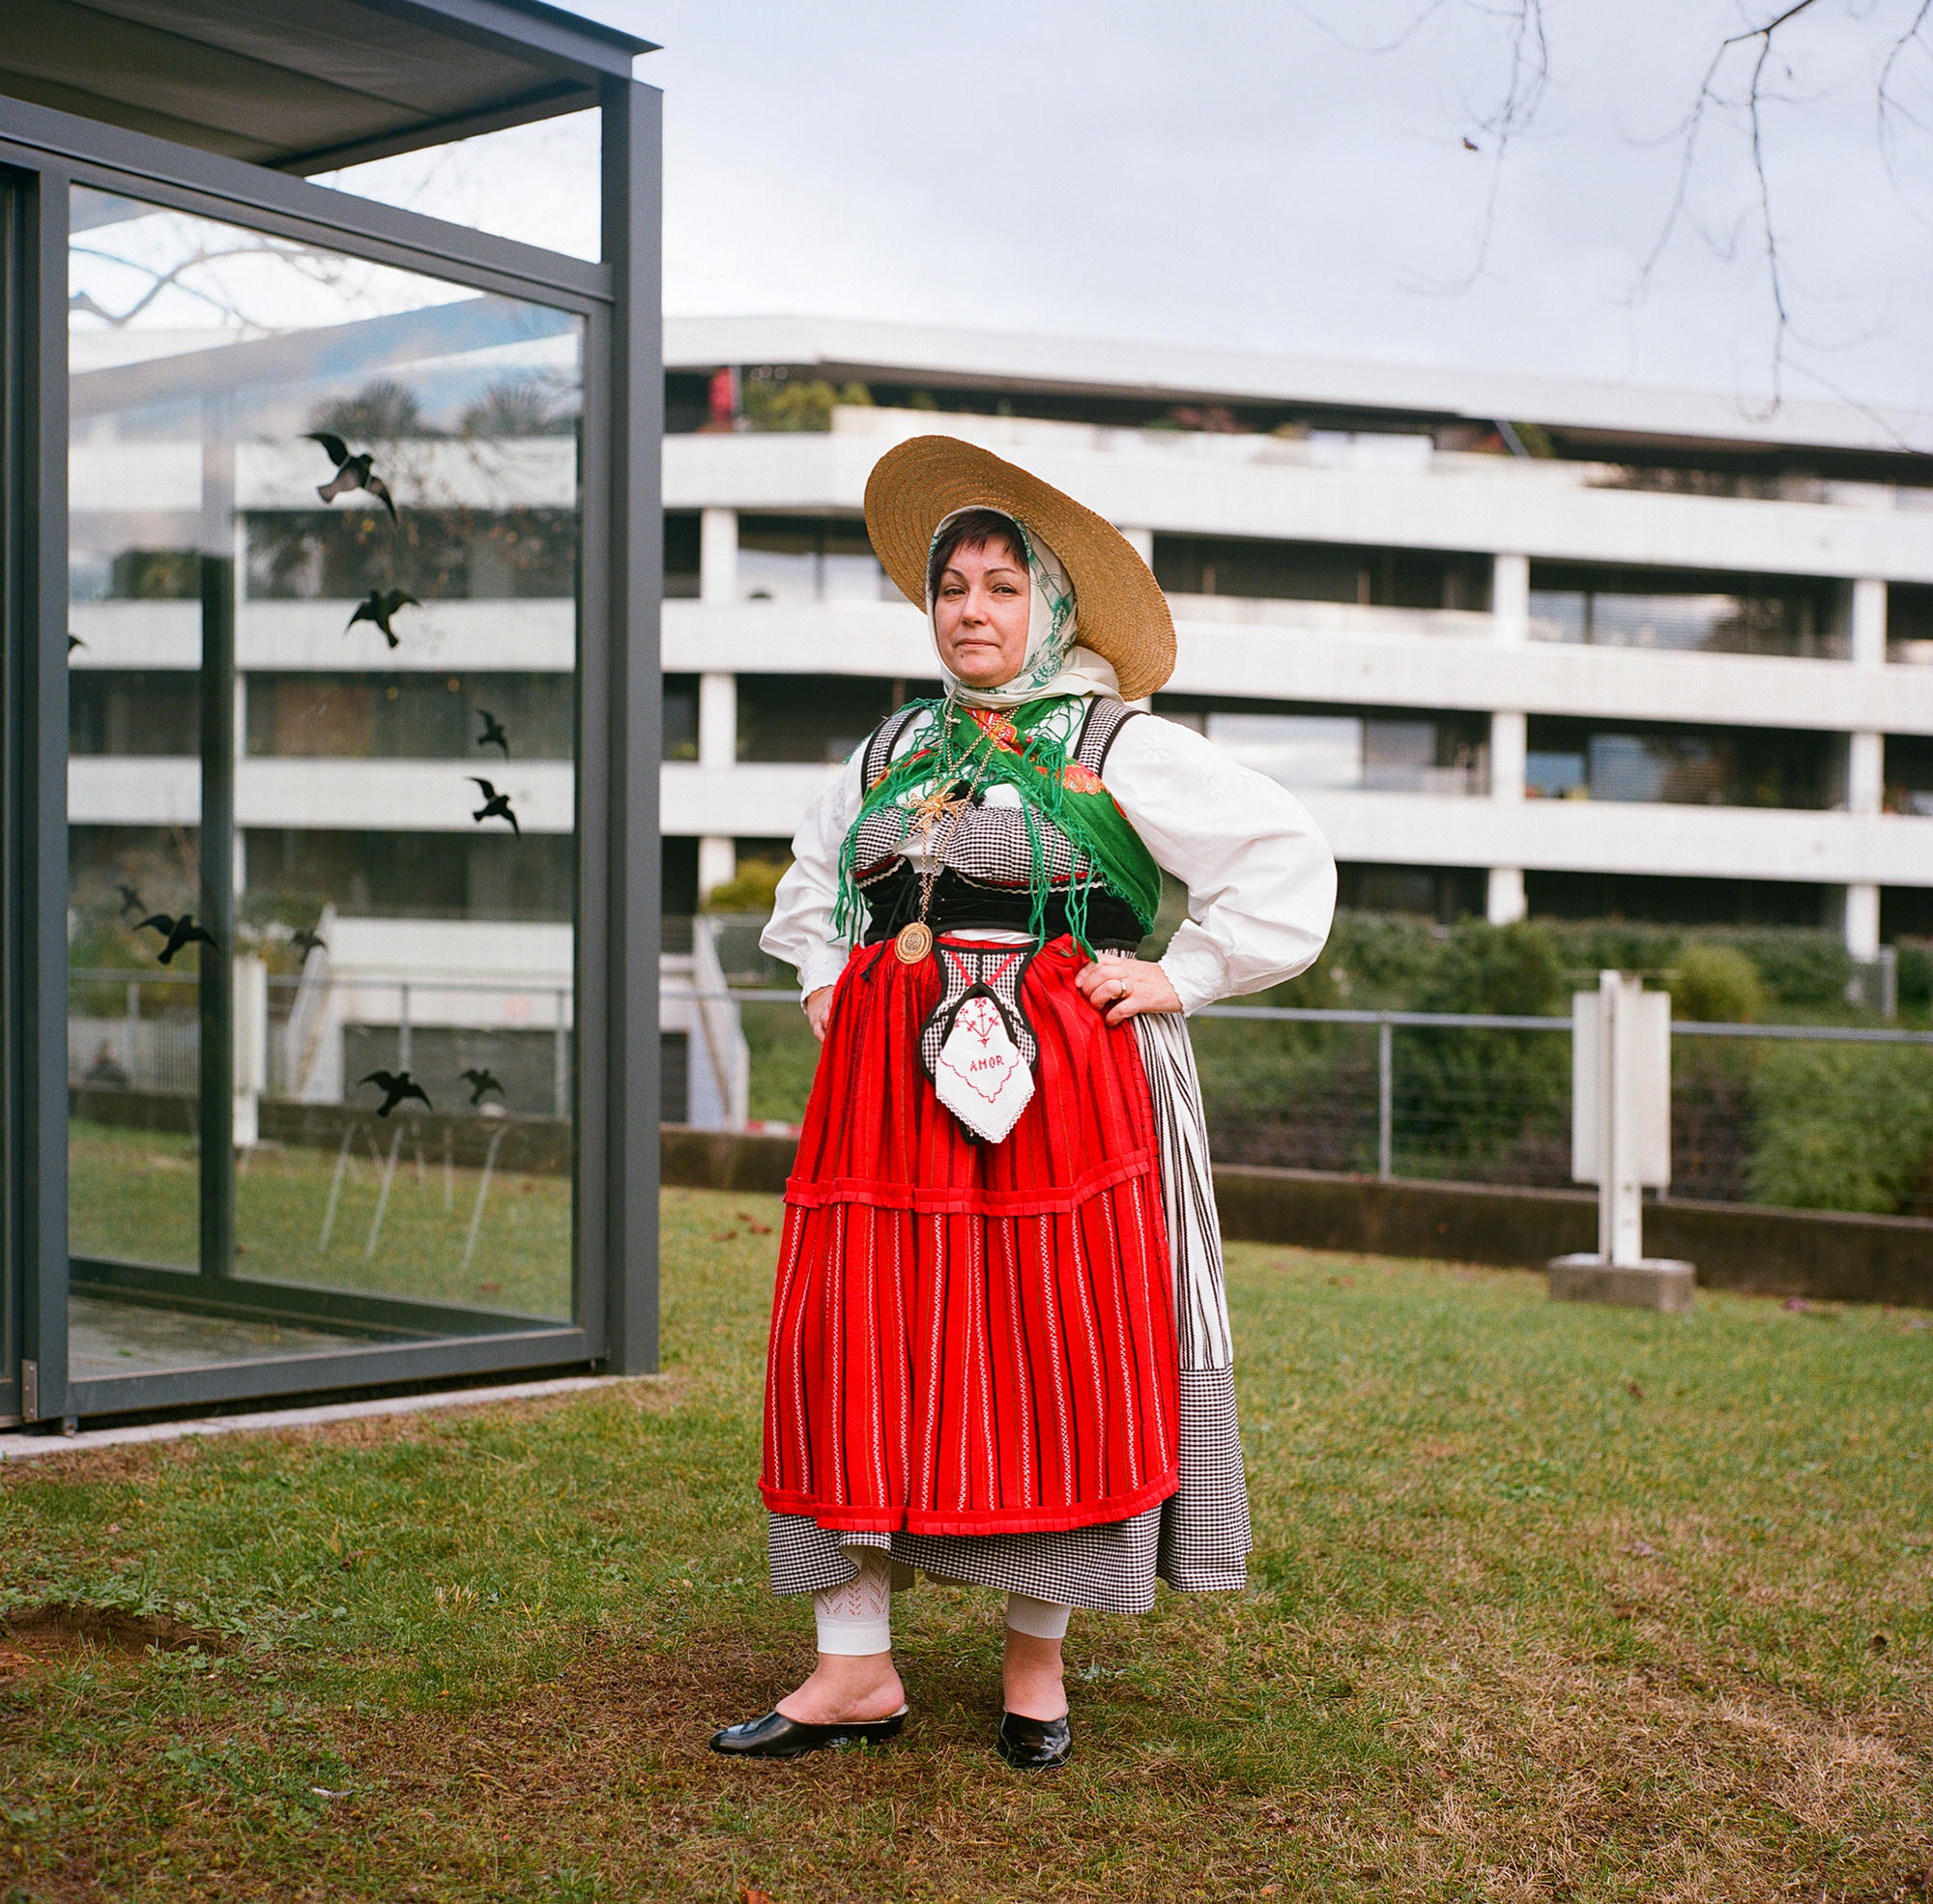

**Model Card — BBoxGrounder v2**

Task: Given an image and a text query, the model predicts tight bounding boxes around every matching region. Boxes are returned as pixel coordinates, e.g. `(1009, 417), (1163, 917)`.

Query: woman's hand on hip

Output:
(804, 985), (835, 1043)
(1075, 954), (1181, 1026)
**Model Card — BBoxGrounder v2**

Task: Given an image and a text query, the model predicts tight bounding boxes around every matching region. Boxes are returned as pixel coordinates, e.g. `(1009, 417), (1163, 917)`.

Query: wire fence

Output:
(67, 963), (1933, 1224)
(719, 989), (1933, 1224)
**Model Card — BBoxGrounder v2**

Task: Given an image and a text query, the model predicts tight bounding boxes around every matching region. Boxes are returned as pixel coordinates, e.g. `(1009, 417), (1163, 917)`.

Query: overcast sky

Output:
(341, 1), (1933, 432)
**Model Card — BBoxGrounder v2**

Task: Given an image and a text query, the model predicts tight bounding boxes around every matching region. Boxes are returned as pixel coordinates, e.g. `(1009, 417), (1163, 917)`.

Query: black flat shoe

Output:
(997, 1710), (1072, 1770)
(708, 1705), (909, 1759)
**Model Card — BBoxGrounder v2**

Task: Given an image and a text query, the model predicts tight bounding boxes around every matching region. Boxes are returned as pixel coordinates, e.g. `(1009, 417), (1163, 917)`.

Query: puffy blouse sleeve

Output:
(1103, 711), (1337, 1015)
(759, 749), (864, 997)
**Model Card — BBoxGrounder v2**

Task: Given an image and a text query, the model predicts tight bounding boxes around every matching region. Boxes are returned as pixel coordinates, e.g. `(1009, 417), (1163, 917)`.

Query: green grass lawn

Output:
(68, 1121), (572, 1318)
(4, 1190), (1930, 1902)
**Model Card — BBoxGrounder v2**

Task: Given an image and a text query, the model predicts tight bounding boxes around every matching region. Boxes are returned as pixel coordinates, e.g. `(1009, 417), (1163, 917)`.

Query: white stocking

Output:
(1004, 1592), (1071, 1640)
(812, 1545), (894, 1655)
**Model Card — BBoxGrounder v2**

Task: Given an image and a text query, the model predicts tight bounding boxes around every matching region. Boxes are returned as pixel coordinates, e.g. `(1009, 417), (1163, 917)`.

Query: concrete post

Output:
(696, 671), (737, 902)
(1849, 577), (1887, 668)
(1843, 582), (1889, 964)
(1845, 719), (1885, 962)
(1492, 552), (1530, 645)
(1549, 972), (1693, 1311)
(1844, 882), (1882, 962)
(698, 671), (736, 768)
(698, 836), (736, 901)
(232, 954), (267, 1150)
(700, 506), (738, 605)
(1487, 553), (1530, 920)
(1486, 867), (1526, 926)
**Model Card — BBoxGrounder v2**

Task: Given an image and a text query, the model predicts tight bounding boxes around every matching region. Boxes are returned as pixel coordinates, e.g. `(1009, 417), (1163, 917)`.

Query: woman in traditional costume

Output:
(711, 437), (1336, 1770)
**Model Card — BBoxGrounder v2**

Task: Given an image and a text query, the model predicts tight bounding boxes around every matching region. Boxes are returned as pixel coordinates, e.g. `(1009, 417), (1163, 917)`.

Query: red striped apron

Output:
(760, 934), (1180, 1537)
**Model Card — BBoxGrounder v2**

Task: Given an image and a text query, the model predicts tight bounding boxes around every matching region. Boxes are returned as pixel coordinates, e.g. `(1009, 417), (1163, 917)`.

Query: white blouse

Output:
(760, 703), (1338, 1015)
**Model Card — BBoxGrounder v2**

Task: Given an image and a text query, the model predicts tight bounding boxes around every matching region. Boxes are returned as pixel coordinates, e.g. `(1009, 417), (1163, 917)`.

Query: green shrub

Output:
(702, 856), (789, 915)
(1896, 938), (1933, 1013)
(1723, 929), (1853, 1008)
(740, 999), (823, 1126)
(1544, 921), (1853, 1010)
(1747, 1042), (1933, 1213)
(741, 374), (872, 432)
(1415, 919), (1566, 1017)
(1669, 943), (1767, 1024)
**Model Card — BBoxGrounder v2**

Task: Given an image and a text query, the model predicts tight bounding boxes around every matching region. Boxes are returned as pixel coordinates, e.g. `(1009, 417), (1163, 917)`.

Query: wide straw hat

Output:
(864, 435), (1176, 700)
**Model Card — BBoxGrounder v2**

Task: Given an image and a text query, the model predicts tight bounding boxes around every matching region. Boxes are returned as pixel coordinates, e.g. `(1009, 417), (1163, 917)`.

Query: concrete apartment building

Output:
(660, 317), (1933, 961)
(69, 315), (1933, 1132)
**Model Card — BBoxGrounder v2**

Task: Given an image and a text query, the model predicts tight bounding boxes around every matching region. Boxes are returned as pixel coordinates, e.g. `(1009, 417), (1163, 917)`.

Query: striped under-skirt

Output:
(764, 935), (1249, 1614)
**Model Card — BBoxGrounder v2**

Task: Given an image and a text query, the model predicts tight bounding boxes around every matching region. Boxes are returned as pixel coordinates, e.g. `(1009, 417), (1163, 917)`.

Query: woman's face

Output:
(933, 538), (1030, 688)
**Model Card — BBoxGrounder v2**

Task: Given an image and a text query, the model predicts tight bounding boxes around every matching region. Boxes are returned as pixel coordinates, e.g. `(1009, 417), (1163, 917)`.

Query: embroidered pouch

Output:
(920, 944), (1038, 1144)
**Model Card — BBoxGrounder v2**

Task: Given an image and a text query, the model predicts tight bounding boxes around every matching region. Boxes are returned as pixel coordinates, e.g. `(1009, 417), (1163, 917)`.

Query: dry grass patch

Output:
(1, 1194), (1929, 1901)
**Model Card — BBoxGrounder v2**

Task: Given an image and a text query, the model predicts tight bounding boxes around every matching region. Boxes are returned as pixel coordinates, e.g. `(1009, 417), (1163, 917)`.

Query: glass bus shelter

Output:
(0, 0), (664, 1428)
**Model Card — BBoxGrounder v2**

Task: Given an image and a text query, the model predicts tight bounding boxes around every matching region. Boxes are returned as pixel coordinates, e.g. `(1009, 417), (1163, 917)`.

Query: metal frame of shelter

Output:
(0, 7), (663, 1428)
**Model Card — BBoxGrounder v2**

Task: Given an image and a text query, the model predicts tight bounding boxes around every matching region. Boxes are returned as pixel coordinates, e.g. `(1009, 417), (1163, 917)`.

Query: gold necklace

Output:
(894, 728), (995, 965)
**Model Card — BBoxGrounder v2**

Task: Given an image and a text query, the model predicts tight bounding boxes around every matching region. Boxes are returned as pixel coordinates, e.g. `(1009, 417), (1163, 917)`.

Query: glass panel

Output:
(310, 112), (602, 264)
(1, 173), (18, 1421)
(1206, 711), (1363, 790)
(738, 515), (893, 604)
(1529, 571), (1841, 659)
(69, 185), (583, 1382)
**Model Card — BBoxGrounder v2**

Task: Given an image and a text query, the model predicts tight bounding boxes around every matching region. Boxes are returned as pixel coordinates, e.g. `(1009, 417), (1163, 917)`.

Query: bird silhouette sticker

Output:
(292, 926), (328, 959)
(468, 777), (520, 834)
(476, 709), (510, 758)
(68, 633), (85, 653)
(115, 882), (145, 920)
(361, 1069), (432, 1117)
(461, 1066), (505, 1107)
(137, 912), (217, 966)
(346, 589), (418, 649)
(305, 432), (398, 523)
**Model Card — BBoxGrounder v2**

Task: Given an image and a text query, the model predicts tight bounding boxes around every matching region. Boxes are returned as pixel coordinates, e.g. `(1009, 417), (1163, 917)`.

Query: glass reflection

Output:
(68, 186), (583, 1381)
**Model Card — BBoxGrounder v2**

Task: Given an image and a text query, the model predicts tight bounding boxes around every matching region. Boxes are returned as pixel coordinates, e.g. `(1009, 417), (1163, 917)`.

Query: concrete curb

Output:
(0, 1373), (648, 1463)
(661, 1127), (1933, 1308)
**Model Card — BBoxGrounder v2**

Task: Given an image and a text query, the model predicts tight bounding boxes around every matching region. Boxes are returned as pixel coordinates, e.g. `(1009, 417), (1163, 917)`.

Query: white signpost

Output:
(1547, 971), (1696, 1313)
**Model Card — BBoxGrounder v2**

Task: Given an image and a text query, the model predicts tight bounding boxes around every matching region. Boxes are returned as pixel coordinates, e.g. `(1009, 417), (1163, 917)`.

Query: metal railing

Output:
(71, 961), (1933, 1223)
(693, 987), (1933, 1222)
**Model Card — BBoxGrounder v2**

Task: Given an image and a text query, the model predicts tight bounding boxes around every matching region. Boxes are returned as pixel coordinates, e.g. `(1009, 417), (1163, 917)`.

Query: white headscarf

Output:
(926, 508), (1121, 709)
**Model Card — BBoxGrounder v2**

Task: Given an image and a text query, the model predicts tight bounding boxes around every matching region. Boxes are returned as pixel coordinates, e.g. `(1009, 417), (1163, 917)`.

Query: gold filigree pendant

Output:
(894, 921), (933, 964)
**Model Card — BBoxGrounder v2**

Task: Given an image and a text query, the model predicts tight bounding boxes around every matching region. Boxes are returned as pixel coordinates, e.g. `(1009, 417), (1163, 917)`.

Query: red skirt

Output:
(760, 935), (1180, 1537)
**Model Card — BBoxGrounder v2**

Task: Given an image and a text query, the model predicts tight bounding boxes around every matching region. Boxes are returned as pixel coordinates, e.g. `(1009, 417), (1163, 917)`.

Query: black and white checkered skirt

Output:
(765, 1011), (1250, 1614)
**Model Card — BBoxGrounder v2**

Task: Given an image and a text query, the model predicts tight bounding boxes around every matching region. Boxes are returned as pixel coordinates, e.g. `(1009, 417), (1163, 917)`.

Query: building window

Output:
(71, 671), (198, 755)
(736, 514), (894, 604)
(1885, 735), (1933, 816)
(245, 672), (573, 759)
(243, 507), (577, 602)
(663, 674), (699, 761)
(1881, 886), (1933, 939)
(1156, 696), (1489, 794)
(1527, 562), (1841, 659)
(665, 510), (701, 599)
(1336, 863), (1486, 921)
(1153, 535), (1490, 611)
(245, 828), (574, 922)
(1527, 871), (1827, 928)
(1889, 584), (1933, 666)
(736, 675), (938, 763)
(1525, 717), (1832, 809)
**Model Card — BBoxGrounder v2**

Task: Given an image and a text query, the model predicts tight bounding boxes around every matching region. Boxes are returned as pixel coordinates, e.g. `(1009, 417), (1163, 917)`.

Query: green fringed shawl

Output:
(832, 696), (1163, 958)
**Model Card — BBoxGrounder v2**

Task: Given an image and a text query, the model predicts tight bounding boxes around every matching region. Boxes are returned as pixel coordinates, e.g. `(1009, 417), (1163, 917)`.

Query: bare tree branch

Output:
(1406, 0), (1551, 296)
(1316, 0), (1932, 429)
(71, 222), (374, 336)
(1286, 0), (1453, 58)
(1624, 2), (1825, 418)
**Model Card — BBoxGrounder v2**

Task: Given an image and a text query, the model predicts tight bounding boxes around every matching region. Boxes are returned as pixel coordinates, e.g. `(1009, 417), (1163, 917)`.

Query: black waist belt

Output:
(856, 863), (1143, 953)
